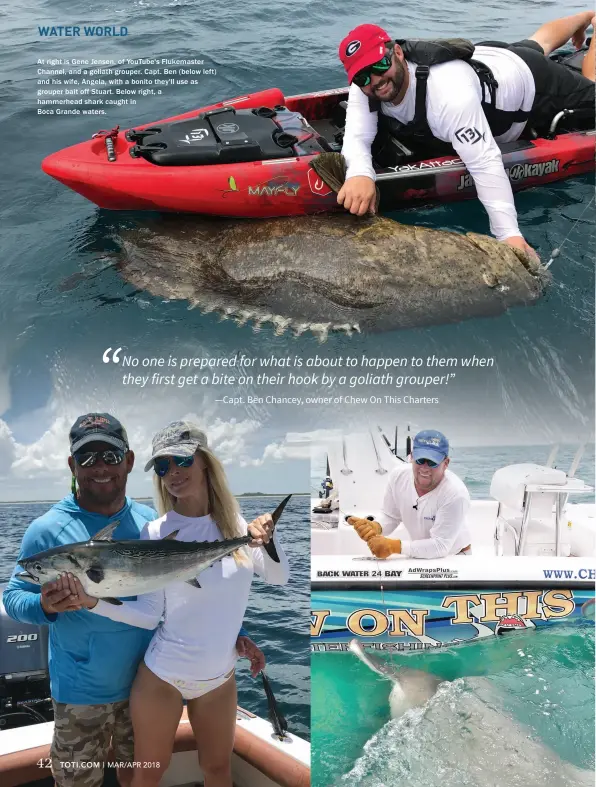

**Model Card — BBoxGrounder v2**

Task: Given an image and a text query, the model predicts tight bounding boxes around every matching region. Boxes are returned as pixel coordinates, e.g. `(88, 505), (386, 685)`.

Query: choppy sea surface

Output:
(0, 0), (594, 446)
(312, 619), (595, 785)
(0, 495), (310, 740)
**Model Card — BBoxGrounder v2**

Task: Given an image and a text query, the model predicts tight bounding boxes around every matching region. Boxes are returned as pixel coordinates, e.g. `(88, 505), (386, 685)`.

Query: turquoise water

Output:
(312, 621), (595, 785)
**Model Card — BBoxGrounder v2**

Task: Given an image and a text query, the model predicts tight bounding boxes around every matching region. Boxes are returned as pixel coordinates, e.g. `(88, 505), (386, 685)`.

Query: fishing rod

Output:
(370, 429), (388, 475)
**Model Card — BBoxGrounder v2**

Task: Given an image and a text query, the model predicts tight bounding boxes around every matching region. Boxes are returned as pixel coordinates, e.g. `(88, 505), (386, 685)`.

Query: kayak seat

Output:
(127, 105), (330, 165)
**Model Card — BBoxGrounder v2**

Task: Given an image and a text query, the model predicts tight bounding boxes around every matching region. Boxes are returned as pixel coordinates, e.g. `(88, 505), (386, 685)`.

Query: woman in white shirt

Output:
(66, 420), (290, 787)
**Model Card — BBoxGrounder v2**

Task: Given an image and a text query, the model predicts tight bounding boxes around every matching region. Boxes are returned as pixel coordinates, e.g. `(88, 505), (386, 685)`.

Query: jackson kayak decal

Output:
(457, 158), (561, 190)
(308, 169), (333, 196)
(311, 588), (593, 650)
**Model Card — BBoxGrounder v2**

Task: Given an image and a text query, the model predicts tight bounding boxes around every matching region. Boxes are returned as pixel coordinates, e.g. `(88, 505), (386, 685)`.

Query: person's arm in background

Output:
(3, 521), (82, 625)
(338, 82), (379, 215)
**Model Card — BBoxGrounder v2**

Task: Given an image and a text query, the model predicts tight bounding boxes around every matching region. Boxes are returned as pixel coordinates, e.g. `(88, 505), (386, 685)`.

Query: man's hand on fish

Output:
(503, 235), (540, 265)
(41, 575), (84, 614)
(347, 517), (383, 541)
(59, 573), (98, 610)
(236, 635), (266, 677)
(368, 536), (402, 559)
(337, 176), (377, 216)
(247, 514), (274, 547)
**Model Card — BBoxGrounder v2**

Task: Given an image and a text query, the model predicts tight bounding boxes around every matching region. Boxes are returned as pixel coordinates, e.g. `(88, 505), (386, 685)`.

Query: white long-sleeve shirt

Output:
(89, 511), (289, 680)
(342, 45), (535, 241)
(378, 463), (471, 559)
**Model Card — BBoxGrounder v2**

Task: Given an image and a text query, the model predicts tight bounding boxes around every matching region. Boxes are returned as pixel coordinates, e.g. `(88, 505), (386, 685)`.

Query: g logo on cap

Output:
(346, 40), (361, 57)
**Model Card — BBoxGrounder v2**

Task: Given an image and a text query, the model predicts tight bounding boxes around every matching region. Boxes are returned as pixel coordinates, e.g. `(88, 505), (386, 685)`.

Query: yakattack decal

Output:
(308, 168), (333, 196)
(457, 158), (561, 190)
(388, 158), (461, 173)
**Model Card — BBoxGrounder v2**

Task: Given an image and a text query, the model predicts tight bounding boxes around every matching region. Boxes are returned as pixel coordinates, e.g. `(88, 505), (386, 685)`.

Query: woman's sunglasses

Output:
(73, 449), (125, 467)
(154, 455), (195, 477)
(414, 457), (441, 468)
(352, 51), (393, 88)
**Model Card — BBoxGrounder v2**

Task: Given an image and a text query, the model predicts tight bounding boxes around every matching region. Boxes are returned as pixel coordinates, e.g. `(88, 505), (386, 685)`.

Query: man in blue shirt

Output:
(3, 413), (263, 787)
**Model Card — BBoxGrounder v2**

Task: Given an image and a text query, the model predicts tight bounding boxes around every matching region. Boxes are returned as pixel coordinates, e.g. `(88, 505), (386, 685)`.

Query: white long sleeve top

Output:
(378, 463), (471, 559)
(89, 511), (289, 680)
(342, 45), (535, 241)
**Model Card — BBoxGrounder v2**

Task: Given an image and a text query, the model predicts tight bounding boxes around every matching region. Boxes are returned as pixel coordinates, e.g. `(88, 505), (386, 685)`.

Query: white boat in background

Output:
(0, 586), (310, 787)
(311, 429), (595, 559)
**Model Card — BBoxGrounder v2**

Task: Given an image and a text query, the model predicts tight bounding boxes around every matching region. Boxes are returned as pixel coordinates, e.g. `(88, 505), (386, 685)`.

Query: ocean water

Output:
(0, 0), (593, 448)
(0, 494), (310, 740)
(311, 619), (595, 785)
(311, 442), (596, 500)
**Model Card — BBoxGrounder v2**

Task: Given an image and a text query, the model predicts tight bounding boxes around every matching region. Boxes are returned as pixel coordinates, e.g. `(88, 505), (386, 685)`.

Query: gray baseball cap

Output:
(144, 421), (208, 471)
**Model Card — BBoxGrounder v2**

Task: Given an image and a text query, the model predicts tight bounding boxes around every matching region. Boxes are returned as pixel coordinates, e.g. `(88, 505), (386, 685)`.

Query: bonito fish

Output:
(17, 495), (290, 604)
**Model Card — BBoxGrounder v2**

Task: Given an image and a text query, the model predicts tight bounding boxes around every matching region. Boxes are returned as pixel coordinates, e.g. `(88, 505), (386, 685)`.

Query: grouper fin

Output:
(185, 578), (201, 588)
(310, 152), (380, 213)
(101, 597), (123, 606)
(92, 520), (120, 541)
(310, 152), (347, 193)
(86, 566), (105, 584)
(163, 530), (179, 540)
(262, 494), (292, 563)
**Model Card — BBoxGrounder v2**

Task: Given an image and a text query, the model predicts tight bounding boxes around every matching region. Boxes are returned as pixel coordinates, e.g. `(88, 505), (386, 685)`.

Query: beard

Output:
(373, 57), (406, 103)
(77, 475), (126, 507)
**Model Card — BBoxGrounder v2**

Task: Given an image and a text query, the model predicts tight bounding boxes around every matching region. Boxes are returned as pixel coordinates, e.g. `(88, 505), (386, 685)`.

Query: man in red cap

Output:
(337, 13), (595, 260)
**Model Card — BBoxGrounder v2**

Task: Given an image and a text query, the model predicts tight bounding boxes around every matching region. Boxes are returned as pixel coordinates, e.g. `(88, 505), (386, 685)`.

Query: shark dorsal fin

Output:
(92, 520), (120, 541)
(163, 530), (179, 541)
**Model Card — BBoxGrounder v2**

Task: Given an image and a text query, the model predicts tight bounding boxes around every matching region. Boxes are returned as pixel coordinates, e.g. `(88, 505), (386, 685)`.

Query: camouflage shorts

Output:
(50, 698), (134, 787)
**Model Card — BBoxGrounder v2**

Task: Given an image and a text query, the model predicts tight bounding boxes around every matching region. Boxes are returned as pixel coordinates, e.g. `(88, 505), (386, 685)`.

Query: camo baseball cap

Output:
(69, 413), (129, 454)
(412, 430), (449, 464)
(144, 420), (208, 471)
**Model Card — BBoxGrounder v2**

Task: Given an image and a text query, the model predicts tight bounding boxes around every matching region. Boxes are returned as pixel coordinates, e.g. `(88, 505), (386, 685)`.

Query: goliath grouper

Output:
(117, 153), (547, 341)
(17, 495), (290, 605)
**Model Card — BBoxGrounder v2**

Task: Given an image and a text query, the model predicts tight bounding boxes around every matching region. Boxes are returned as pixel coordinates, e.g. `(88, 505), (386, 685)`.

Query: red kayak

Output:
(42, 52), (595, 218)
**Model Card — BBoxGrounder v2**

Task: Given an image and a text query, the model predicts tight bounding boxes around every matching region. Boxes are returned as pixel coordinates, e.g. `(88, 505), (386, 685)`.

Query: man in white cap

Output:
(348, 429), (471, 558)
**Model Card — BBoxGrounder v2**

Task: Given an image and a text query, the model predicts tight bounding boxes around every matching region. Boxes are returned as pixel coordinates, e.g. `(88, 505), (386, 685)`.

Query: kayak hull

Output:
(42, 86), (595, 217)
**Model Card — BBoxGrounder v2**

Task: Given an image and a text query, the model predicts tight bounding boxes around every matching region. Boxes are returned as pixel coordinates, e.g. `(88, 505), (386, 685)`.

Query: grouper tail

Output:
(310, 152), (381, 212)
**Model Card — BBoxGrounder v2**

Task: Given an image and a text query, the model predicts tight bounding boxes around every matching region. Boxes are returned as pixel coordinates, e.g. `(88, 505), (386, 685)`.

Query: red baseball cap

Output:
(339, 24), (392, 84)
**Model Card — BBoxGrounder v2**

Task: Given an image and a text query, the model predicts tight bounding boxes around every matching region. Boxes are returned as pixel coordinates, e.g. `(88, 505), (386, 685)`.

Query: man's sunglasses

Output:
(415, 457), (441, 468)
(352, 51), (393, 88)
(154, 455), (194, 477)
(73, 449), (125, 467)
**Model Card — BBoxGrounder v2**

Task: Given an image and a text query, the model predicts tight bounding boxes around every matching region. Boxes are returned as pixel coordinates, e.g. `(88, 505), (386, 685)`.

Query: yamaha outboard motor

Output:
(0, 584), (52, 729)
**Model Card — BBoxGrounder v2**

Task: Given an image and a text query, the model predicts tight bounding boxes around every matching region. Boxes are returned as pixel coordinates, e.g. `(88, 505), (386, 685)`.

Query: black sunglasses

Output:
(415, 457), (441, 468)
(352, 50), (393, 88)
(73, 449), (125, 467)
(154, 455), (195, 477)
